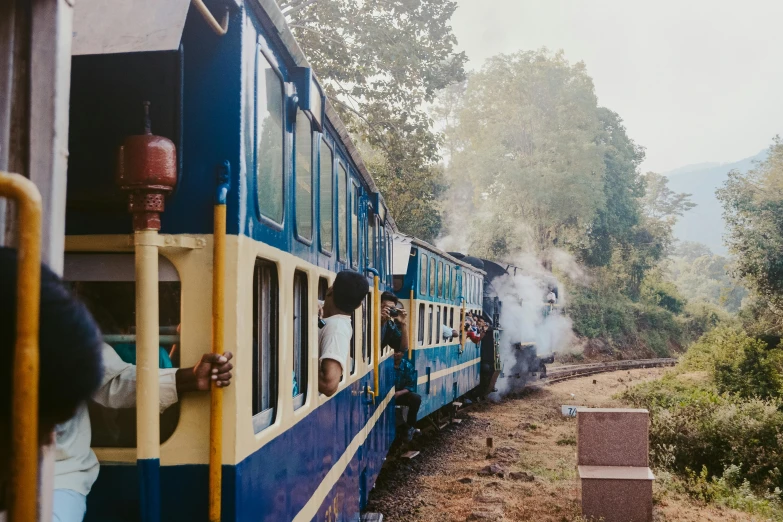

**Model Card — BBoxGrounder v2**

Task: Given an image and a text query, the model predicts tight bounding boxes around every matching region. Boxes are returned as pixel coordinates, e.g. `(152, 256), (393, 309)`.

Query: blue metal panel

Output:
(410, 340), (482, 418)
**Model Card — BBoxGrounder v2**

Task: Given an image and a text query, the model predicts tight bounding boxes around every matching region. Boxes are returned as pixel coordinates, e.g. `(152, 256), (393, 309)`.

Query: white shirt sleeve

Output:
(318, 317), (352, 374)
(92, 344), (178, 412)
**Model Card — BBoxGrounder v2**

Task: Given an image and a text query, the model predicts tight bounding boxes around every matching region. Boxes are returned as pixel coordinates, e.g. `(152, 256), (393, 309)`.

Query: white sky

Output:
(450, 0), (783, 173)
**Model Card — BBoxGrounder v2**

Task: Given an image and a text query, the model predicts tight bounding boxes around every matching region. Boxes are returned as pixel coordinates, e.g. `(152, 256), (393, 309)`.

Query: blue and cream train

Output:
(60, 0), (489, 521)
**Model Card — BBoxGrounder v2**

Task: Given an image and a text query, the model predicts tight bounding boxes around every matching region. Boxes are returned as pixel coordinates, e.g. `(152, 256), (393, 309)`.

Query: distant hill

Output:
(664, 150), (767, 255)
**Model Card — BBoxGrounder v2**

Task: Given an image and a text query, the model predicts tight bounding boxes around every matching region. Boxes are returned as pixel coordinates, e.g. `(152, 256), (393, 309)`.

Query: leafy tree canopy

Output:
(718, 137), (783, 313)
(284, 0), (467, 240)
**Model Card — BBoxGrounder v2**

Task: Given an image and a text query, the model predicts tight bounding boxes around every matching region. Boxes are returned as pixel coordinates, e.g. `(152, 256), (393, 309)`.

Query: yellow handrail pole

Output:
(2, 172), (42, 522)
(209, 172), (229, 521)
(373, 275), (380, 402)
(408, 289), (414, 360)
(135, 229), (161, 522)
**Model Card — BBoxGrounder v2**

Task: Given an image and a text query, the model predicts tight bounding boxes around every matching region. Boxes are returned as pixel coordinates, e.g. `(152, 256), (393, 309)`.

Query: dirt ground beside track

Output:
(366, 368), (759, 522)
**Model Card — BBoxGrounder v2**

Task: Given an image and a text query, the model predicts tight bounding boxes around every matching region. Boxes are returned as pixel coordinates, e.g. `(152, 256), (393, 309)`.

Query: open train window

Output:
(292, 271), (308, 409)
(364, 293), (372, 364)
(436, 306), (441, 344)
(453, 271), (459, 300)
(63, 253), (181, 448)
(445, 266), (451, 299)
(393, 274), (404, 292)
(337, 162), (348, 262)
(438, 261), (444, 297)
(427, 305), (433, 345)
(418, 304), (425, 346)
(253, 259), (279, 432)
(319, 139), (333, 253)
(295, 111), (313, 242)
(420, 253), (428, 296)
(256, 52), (285, 225)
(429, 257), (436, 296)
(351, 181), (359, 268)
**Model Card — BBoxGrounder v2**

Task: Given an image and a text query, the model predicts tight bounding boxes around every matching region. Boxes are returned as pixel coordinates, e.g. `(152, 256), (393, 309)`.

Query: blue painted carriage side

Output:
(410, 341), (481, 418)
(85, 357), (396, 522)
(65, 4), (394, 282)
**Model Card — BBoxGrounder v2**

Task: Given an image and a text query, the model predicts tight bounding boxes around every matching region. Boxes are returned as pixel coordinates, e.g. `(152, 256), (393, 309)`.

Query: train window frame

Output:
(254, 47), (286, 229)
(252, 259), (279, 432)
(438, 261), (444, 298)
(429, 257), (436, 296)
(420, 253), (428, 296)
(417, 303), (425, 346)
(351, 180), (360, 269)
(319, 138), (334, 254)
(337, 161), (348, 262)
(452, 269), (459, 300)
(427, 304), (433, 345)
(294, 110), (314, 244)
(292, 270), (309, 410)
(436, 306), (441, 344)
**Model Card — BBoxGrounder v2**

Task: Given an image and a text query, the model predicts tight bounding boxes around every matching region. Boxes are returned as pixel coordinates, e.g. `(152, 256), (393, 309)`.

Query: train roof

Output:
(72, 0), (397, 232)
(392, 233), (485, 275)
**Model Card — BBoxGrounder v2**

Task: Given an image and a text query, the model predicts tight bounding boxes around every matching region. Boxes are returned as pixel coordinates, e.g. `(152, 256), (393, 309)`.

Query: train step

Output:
(401, 451), (420, 459)
(361, 513), (384, 522)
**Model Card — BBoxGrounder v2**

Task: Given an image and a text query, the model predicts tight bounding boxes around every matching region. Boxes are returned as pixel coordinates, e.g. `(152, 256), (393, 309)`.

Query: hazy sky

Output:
(450, 0), (783, 173)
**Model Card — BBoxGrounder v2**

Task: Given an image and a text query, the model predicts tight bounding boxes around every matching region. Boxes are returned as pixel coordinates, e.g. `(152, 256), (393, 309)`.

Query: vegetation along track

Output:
(539, 358), (677, 386)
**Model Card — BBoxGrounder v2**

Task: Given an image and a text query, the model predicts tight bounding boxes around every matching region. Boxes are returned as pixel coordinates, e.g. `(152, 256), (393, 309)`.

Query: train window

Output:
(319, 139), (333, 252)
(318, 276), (329, 301)
(420, 254), (428, 295)
(256, 54), (285, 224)
(349, 309), (357, 375)
(379, 224), (386, 279)
(418, 303), (425, 345)
(295, 111), (313, 241)
(438, 261), (444, 297)
(393, 274), (404, 292)
(64, 253), (181, 448)
(253, 259), (279, 431)
(338, 162), (348, 262)
(450, 307), (454, 329)
(367, 212), (376, 268)
(364, 293), (372, 363)
(351, 182), (359, 267)
(436, 306), (441, 343)
(427, 305), (433, 345)
(292, 271), (308, 409)
(453, 270), (458, 300)
(429, 257), (436, 296)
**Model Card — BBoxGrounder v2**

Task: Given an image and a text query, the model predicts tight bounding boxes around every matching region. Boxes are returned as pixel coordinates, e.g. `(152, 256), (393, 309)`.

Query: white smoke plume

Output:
(489, 254), (577, 396)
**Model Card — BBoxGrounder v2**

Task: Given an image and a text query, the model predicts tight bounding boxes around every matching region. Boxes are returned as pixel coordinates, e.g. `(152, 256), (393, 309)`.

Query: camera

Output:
(388, 307), (400, 317)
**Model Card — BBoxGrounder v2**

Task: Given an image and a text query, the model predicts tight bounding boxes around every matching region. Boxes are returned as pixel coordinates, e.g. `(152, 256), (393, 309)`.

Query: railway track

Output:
(537, 357), (677, 385)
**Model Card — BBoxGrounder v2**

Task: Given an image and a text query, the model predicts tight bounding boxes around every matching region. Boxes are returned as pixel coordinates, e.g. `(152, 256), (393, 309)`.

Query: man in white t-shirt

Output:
(318, 271), (369, 396)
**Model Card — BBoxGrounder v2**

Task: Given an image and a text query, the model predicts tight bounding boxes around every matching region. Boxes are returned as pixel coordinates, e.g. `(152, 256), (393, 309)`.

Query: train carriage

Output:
(391, 234), (486, 419)
(63, 0), (398, 520)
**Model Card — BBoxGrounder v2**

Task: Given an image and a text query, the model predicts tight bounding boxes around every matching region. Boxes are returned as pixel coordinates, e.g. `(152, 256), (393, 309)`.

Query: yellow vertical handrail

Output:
(210, 171), (229, 521)
(135, 229), (161, 522)
(1, 172), (43, 522)
(408, 289), (414, 360)
(372, 275), (380, 402)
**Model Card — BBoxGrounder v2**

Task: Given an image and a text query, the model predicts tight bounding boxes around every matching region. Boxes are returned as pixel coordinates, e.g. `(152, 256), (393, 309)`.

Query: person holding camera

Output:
(380, 291), (408, 354)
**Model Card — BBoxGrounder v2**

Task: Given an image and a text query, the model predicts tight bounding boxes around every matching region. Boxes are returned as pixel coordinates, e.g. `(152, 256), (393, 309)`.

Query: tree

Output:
(442, 49), (607, 256)
(579, 108), (646, 267)
(284, 0), (467, 241)
(718, 136), (783, 313)
(641, 172), (696, 223)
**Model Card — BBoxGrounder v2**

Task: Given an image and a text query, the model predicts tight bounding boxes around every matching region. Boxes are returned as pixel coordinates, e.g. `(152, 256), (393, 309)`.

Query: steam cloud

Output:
(489, 253), (577, 396)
